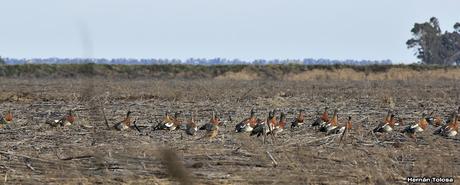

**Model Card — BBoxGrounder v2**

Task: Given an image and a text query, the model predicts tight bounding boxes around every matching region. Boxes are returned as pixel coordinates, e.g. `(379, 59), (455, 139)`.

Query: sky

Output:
(0, 0), (459, 63)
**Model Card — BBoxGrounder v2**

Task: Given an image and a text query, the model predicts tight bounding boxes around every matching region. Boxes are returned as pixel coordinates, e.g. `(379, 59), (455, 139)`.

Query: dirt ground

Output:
(0, 77), (459, 185)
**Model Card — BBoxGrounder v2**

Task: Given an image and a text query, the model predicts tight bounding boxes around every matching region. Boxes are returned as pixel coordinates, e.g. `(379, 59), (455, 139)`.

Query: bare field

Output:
(1, 77), (460, 185)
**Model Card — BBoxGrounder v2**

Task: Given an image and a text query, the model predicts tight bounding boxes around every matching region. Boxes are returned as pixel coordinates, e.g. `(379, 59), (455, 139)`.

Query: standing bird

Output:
(235, 108), (258, 133)
(291, 109), (304, 128)
(327, 116), (352, 135)
(185, 112), (198, 136)
(339, 116), (353, 141)
(434, 114), (458, 137)
(402, 113), (429, 138)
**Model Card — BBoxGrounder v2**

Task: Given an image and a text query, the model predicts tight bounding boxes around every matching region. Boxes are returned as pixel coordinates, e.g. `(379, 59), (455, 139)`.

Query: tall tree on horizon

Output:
(407, 17), (460, 65)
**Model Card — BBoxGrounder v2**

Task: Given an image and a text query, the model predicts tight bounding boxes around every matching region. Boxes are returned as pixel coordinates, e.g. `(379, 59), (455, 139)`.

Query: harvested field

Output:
(0, 76), (460, 184)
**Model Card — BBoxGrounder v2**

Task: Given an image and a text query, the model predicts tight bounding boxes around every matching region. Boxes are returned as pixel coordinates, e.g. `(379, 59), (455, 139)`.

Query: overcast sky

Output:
(0, 0), (459, 63)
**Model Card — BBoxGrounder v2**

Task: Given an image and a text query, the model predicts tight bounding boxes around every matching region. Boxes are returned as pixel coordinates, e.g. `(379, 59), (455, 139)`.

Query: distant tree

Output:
(0, 56), (5, 65)
(454, 22), (460, 33)
(407, 17), (460, 65)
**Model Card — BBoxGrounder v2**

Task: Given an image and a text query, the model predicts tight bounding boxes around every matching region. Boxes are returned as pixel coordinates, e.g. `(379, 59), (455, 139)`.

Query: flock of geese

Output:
(0, 106), (459, 142)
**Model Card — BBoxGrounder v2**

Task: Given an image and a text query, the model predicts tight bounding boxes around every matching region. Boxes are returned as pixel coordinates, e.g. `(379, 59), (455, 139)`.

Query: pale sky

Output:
(0, 0), (459, 63)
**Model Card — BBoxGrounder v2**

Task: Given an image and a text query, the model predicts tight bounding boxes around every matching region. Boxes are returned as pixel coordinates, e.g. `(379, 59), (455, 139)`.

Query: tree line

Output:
(1, 58), (391, 66)
(407, 17), (460, 65)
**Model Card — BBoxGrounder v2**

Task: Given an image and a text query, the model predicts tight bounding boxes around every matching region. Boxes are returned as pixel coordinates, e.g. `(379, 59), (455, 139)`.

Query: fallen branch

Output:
(25, 162), (35, 171)
(60, 155), (94, 161)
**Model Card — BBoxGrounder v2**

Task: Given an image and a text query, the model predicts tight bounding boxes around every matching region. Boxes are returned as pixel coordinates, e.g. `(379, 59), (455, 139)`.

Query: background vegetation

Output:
(0, 63), (459, 80)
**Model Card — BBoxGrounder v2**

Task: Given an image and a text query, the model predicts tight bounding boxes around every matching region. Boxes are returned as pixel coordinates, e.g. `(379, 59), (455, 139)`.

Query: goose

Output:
(185, 112), (198, 136)
(402, 113), (429, 138)
(320, 109), (337, 133)
(443, 107), (460, 127)
(251, 110), (276, 137)
(373, 114), (399, 133)
(268, 112), (287, 135)
(0, 109), (13, 127)
(114, 111), (134, 131)
(200, 111), (221, 131)
(197, 118), (219, 141)
(203, 124), (219, 141)
(434, 114), (458, 137)
(312, 107), (329, 128)
(168, 111), (183, 131)
(154, 111), (182, 131)
(45, 110), (76, 127)
(291, 110), (304, 128)
(235, 108), (258, 133)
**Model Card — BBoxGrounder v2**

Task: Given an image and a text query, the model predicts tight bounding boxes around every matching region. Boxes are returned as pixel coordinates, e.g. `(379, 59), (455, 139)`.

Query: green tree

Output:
(407, 17), (460, 65)
(0, 56), (5, 65)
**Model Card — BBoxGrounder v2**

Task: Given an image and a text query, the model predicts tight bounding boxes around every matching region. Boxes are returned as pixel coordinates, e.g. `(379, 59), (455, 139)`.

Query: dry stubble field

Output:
(0, 76), (460, 185)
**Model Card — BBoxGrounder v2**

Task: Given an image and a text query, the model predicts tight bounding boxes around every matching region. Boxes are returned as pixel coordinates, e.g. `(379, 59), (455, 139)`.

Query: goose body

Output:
(200, 112), (221, 131)
(1, 110), (13, 126)
(46, 110), (76, 127)
(447, 130), (458, 137)
(314, 107), (329, 129)
(251, 110), (276, 137)
(270, 112), (287, 135)
(434, 114), (458, 137)
(235, 108), (257, 133)
(327, 126), (345, 135)
(373, 114), (398, 133)
(155, 111), (182, 131)
(402, 113), (428, 138)
(185, 114), (198, 136)
(320, 109), (337, 133)
(206, 125), (219, 140)
(114, 111), (133, 131)
(291, 110), (304, 128)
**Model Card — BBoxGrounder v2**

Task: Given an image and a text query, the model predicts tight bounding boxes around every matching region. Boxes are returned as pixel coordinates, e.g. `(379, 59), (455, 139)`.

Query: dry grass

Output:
(0, 75), (459, 184)
(284, 68), (460, 81)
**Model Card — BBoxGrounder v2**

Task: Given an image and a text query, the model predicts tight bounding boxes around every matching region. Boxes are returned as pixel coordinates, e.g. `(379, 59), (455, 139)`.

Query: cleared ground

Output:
(0, 77), (459, 184)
